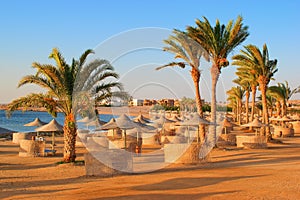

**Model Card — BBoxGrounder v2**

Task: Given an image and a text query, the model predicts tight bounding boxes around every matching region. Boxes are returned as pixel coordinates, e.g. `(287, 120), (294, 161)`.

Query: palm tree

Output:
(268, 81), (300, 116)
(187, 16), (249, 144)
(232, 44), (278, 140)
(226, 86), (245, 125)
(233, 77), (250, 123)
(156, 29), (209, 143)
(235, 67), (258, 122)
(7, 48), (122, 162)
(257, 94), (276, 117)
(227, 95), (237, 117)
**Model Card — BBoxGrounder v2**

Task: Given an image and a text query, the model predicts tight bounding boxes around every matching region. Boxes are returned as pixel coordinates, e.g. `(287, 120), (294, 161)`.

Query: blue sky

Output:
(0, 0), (300, 103)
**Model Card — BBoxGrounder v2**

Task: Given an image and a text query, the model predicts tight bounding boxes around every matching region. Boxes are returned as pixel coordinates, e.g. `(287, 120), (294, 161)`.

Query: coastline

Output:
(0, 105), (152, 118)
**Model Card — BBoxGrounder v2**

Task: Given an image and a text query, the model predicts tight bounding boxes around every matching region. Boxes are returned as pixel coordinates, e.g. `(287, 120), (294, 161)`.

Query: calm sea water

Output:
(0, 110), (114, 133)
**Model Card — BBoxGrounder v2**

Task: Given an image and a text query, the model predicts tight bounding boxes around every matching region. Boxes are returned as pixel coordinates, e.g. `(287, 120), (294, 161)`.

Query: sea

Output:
(0, 110), (114, 133)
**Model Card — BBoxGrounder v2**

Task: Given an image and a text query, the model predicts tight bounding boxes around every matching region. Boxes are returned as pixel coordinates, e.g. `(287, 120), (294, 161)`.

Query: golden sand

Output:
(1, 132), (300, 199)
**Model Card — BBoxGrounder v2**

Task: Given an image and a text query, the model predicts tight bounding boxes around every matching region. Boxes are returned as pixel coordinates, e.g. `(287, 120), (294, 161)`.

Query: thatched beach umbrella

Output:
(222, 118), (235, 134)
(86, 118), (106, 129)
(291, 115), (300, 121)
(271, 116), (292, 127)
(241, 118), (267, 134)
(35, 119), (63, 151)
(24, 117), (47, 127)
(278, 116), (292, 122)
(115, 114), (137, 149)
(241, 118), (267, 127)
(127, 121), (156, 145)
(153, 115), (175, 125)
(178, 113), (211, 143)
(24, 117), (47, 136)
(152, 115), (175, 135)
(169, 115), (182, 122)
(77, 116), (92, 123)
(98, 118), (117, 130)
(133, 114), (151, 124)
(95, 118), (120, 139)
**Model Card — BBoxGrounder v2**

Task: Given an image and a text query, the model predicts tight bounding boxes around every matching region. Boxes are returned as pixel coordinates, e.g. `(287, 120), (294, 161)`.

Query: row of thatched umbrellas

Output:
(23, 113), (296, 151)
(221, 114), (300, 135)
(77, 113), (215, 149)
(24, 118), (63, 151)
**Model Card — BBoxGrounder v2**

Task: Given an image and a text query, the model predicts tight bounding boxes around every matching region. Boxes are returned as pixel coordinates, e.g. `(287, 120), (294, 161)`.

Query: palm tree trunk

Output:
(245, 90), (250, 123)
(250, 85), (256, 122)
(191, 68), (205, 143)
(275, 101), (281, 116)
(210, 65), (220, 145)
(236, 102), (239, 124)
(259, 82), (271, 141)
(281, 100), (287, 116)
(238, 100), (242, 125)
(63, 113), (77, 162)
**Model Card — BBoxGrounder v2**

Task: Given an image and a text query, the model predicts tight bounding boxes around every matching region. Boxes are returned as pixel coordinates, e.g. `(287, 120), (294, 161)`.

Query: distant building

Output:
(129, 98), (181, 107)
(174, 99), (180, 107)
(143, 99), (152, 106)
(131, 99), (144, 106)
(159, 99), (175, 107)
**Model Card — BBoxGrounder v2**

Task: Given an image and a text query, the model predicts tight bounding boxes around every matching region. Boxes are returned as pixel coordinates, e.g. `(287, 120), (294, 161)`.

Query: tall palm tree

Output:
(187, 16), (249, 143)
(226, 86), (245, 125)
(232, 44), (278, 140)
(7, 48), (122, 162)
(257, 94), (276, 117)
(233, 77), (250, 123)
(268, 81), (300, 116)
(227, 95), (237, 117)
(235, 67), (258, 122)
(156, 29), (209, 143)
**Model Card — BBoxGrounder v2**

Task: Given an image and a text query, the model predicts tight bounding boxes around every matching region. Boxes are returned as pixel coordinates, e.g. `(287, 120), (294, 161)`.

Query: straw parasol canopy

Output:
(241, 118), (267, 128)
(277, 116), (292, 122)
(291, 115), (300, 121)
(241, 118), (268, 134)
(115, 114), (137, 149)
(180, 113), (211, 126)
(222, 118), (235, 134)
(86, 118), (106, 127)
(153, 115), (175, 126)
(222, 118), (234, 127)
(98, 118), (117, 130)
(176, 113), (212, 143)
(270, 115), (284, 121)
(24, 117), (47, 127)
(133, 121), (156, 132)
(35, 119), (63, 132)
(115, 114), (137, 129)
(35, 119), (63, 151)
(169, 115), (182, 122)
(127, 122), (157, 144)
(77, 116), (92, 123)
(133, 114), (151, 124)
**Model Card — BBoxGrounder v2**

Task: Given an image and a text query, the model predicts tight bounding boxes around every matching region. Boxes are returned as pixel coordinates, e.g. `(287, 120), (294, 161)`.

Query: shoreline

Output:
(0, 106), (152, 118)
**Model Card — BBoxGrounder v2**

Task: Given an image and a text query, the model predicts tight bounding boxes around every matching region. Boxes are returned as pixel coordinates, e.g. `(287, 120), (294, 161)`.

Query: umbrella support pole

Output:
(187, 126), (190, 143)
(52, 132), (55, 151)
(197, 125), (200, 143)
(124, 130), (127, 150)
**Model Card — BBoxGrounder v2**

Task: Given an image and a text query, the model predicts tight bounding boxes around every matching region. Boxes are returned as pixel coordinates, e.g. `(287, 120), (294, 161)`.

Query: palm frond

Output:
(6, 93), (58, 118)
(156, 62), (186, 71)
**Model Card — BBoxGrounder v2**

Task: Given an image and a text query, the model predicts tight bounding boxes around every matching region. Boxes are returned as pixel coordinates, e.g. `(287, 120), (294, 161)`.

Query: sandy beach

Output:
(1, 132), (300, 200)
(97, 106), (152, 118)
